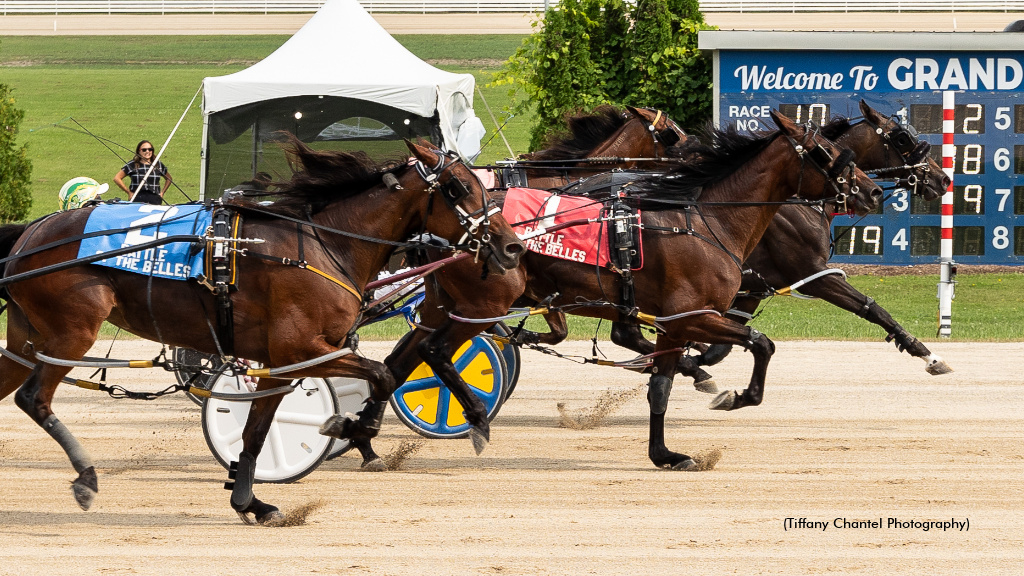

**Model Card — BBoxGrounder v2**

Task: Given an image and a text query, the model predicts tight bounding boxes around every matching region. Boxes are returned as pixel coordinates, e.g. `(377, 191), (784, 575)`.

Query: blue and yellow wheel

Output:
(389, 335), (508, 439)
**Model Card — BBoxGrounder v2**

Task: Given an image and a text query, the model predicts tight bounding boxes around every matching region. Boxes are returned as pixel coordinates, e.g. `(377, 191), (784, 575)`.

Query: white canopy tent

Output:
(199, 0), (486, 198)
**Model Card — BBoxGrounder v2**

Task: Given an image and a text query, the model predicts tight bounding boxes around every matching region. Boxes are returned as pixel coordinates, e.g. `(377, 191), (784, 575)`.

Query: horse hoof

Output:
(693, 378), (718, 394)
(71, 466), (98, 511)
(258, 510), (286, 527)
(708, 390), (737, 411)
(236, 511), (257, 526)
(360, 457), (385, 472)
(319, 414), (351, 439)
(672, 458), (698, 471)
(469, 427), (489, 455)
(925, 358), (953, 375)
(71, 482), (97, 511)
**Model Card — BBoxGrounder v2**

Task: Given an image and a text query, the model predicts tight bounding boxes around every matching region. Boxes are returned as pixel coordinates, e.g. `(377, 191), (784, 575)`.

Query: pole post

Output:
(938, 90), (956, 338)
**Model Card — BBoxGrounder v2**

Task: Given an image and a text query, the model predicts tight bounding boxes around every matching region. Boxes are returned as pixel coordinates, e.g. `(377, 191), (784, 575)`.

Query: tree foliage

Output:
(492, 0), (716, 151)
(0, 79), (32, 223)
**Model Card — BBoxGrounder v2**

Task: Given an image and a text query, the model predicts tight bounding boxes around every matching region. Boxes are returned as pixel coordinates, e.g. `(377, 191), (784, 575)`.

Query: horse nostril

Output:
(506, 242), (525, 257)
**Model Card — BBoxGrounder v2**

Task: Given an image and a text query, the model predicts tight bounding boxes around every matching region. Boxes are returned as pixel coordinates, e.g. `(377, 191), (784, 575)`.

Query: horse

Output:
(509, 110), (883, 470)
(0, 138), (524, 525)
(486, 104), (686, 191)
(605, 100), (953, 381)
(323, 105), (692, 466)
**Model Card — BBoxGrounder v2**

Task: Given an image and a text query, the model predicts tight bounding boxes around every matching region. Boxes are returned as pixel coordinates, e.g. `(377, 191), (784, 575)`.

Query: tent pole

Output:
(476, 86), (515, 158)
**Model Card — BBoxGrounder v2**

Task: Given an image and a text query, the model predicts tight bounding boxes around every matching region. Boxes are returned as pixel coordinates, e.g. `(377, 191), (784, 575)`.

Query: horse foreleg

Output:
(229, 378), (288, 526)
(609, 321), (717, 393)
(644, 347), (697, 471)
(395, 322), (494, 454)
(797, 274), (952, 375)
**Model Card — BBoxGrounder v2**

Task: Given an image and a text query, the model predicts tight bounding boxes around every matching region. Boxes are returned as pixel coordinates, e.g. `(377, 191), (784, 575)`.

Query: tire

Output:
(388, 335), (508, 439)
(488, 322), (521, 398)
(201, 373), (339, 483)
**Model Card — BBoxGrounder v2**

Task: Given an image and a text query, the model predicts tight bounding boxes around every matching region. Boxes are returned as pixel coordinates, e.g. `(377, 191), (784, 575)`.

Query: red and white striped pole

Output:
(938, 91), (956, 338)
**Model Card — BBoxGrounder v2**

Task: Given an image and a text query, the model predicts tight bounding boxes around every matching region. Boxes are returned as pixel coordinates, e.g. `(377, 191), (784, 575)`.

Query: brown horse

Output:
(0, 139), (523, 524)
(512, 110), (882, 469)
(324, 105), (691, 465)
(610, 101), (954, 382)
(486, 105), (686, 191)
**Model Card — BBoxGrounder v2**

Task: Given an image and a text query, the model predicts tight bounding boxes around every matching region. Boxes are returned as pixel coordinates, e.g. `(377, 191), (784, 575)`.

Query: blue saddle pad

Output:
(77, 203), (211, 281)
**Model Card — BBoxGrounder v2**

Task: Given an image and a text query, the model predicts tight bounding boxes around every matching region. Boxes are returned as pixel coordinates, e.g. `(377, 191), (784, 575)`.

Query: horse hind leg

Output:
(608, 322), (717, 393)
(14, 361), (99, 510)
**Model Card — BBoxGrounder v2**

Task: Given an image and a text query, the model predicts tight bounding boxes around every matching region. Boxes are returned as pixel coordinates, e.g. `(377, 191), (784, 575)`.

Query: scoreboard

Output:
(698, 31), (1024, 265)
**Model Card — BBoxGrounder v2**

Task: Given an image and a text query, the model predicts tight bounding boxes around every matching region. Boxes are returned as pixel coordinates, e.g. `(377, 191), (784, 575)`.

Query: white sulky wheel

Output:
(202, 373), (340, 484)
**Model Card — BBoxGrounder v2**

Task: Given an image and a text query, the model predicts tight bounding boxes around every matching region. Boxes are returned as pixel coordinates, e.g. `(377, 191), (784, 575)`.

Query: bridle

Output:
(632, 107), (685, 155)
(785, 121), (863, 214)
(856, 114), (934, 195)
(412, 150), (503, 261)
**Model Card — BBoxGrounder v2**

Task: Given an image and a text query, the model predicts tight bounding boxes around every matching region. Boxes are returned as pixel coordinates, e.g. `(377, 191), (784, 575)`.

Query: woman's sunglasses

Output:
(140, 147), (154, 152)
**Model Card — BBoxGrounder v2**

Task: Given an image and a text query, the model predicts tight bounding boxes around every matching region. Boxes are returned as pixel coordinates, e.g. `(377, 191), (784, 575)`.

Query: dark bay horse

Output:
(513, 110), (882, 470)
(0, 139), (523, 525)
(322, 105), (692, 465)
(609, 101), (954, 381)
(487, 104), (686, 190)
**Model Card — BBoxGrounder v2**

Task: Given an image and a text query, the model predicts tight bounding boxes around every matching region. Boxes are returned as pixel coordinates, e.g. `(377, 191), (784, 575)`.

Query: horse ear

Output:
(405, 139), (440, 165)
(624, 105), (643, 119)
(770, 109), (800, 138)
(859, 100), (883, 125)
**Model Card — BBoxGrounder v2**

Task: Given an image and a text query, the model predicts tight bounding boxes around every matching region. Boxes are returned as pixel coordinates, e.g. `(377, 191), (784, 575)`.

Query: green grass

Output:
(2, 35), (1022, 343)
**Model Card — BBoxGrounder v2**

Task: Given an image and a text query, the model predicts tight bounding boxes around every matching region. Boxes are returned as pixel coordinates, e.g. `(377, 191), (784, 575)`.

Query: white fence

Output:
(0, 0), (1020, 13)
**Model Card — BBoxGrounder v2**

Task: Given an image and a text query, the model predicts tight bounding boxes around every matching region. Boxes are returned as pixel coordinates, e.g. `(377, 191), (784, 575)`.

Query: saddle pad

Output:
(78, 203), (210, 281)
(502, 187), (609, 266)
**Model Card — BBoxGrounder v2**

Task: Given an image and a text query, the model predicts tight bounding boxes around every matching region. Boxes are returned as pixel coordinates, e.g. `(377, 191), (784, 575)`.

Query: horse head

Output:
(405, 140), (524, 273)
(771, 109), (883, 216)
(855, 100), (949, 202)
(625, 106), (691, 154)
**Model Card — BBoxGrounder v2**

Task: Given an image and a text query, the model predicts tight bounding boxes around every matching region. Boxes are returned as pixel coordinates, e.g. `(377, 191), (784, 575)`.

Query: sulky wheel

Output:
(488, 322), (521, 398)
(388, 335), (508, 439)
(202, 373), (340, 483)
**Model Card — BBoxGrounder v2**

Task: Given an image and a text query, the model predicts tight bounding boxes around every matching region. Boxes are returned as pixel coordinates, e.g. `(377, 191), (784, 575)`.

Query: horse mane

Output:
(227, 134), (405, 217)
(524, 105), (628, 161)
(629, 123), (780, 209)
(819, 116), (852, 140)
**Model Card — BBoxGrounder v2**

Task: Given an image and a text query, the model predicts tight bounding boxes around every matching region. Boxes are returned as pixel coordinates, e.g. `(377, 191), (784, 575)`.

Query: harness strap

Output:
(245, 251), (362, 301)
(857, 296), (876, 318)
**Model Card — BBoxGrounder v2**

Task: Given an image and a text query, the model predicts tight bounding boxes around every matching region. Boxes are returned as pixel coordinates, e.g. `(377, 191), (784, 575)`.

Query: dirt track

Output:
(0, 338), (1021, 575)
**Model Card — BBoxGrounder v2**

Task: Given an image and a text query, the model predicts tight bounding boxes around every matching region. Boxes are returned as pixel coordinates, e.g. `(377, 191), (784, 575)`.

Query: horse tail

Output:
(0, 223), (28, 301)
(0, 223), (27, 262)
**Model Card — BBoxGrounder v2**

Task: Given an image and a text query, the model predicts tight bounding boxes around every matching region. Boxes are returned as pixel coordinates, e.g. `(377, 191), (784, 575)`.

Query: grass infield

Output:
(1, 35), (1021, 341)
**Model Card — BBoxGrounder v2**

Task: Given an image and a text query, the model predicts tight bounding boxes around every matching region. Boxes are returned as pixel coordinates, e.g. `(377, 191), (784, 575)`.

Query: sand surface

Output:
(1, 338), (1021, 574)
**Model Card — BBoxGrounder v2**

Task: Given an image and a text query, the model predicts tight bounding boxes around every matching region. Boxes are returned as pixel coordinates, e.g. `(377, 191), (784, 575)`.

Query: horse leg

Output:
(386, 322), (495, 454)
(693, 296), (761, 368)
(644, 346), (697, 471)
(797, 274), (952, 375)
(511, 309), (568, 346)
(609, 321), (717, 393)
(226, 378), (289, 526)
(0, 303), (36, 401)
(13, 338), (101, 510)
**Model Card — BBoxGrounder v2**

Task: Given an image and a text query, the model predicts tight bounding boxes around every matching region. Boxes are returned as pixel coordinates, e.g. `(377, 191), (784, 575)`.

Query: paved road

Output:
(0, 11), (1021, 35)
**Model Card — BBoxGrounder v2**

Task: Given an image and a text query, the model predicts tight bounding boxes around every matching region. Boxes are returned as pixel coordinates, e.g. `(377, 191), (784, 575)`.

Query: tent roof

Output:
(201, 0), (475, 119)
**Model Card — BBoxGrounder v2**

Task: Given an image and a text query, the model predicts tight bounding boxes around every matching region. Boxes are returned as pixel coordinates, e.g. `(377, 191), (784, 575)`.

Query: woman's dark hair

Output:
(132, 140), (153, 166)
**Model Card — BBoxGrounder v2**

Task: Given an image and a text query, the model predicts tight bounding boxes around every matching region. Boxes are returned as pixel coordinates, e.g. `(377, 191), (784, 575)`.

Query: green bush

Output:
(0, 82), (33, 223)
(492, 0), (716, 149)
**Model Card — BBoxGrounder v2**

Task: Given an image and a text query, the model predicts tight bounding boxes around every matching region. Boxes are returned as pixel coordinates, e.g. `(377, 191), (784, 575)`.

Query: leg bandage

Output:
(42, 415), (95, 474)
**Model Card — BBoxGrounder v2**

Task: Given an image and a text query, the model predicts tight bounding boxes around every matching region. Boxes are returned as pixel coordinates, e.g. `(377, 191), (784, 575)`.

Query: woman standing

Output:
(114, 140), (173, 204)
